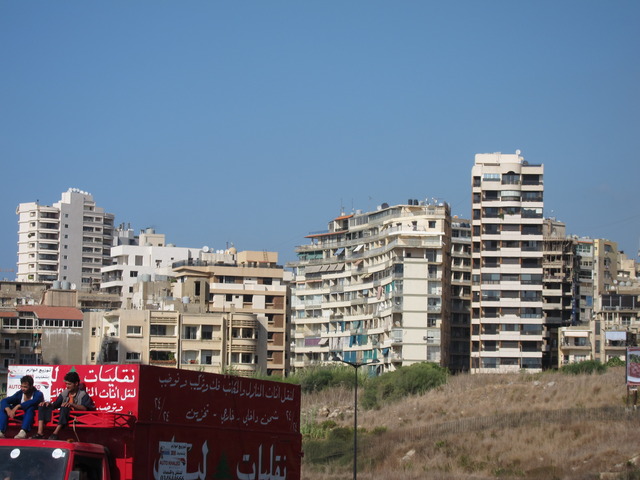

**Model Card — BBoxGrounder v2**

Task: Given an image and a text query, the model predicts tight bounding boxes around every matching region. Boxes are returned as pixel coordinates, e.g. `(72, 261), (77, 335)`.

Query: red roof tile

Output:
(17, 306), (83, 320)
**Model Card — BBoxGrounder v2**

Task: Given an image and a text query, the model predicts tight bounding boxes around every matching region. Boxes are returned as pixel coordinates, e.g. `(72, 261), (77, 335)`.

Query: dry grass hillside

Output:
(300, 367), (640, 480)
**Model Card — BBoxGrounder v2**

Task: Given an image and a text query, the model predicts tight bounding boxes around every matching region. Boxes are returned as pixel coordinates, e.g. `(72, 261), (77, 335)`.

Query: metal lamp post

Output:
(333, 355), (379, 480)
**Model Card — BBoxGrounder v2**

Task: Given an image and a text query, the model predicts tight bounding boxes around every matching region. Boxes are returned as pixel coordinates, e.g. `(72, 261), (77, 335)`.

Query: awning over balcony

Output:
(605, 331), (626, 341)
(305, 263), (344, 274)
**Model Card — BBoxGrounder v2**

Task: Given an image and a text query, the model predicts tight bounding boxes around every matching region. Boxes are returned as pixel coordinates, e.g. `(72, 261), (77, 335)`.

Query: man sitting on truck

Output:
(0, 374), (44, 439)
(33, 370), (94, 440)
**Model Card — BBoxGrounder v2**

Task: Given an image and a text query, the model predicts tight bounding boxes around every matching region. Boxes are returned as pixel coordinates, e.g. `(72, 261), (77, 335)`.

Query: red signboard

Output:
(9, 364), (140, 415)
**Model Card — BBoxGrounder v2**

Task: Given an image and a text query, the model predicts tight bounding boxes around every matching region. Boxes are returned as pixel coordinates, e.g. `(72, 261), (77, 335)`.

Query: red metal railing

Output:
(8, 410), (136, 429)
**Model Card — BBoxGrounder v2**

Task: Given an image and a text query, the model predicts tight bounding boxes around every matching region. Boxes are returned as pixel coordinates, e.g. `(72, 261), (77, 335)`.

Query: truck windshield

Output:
(0, 445), (69, 480)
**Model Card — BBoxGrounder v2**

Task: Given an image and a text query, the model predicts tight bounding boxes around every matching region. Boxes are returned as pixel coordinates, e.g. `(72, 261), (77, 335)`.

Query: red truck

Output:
(1, 365), (302, 480)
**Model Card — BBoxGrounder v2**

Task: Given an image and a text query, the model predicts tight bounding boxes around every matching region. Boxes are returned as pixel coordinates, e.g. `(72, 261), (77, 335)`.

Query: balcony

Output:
(149, 359), (177, 366)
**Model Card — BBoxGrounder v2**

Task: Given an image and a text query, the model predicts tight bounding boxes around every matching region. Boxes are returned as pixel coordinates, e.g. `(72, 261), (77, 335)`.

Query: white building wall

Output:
(471, 152), (545, 373)
(16, 189), (114, 289)
(101, 242), (200, 307)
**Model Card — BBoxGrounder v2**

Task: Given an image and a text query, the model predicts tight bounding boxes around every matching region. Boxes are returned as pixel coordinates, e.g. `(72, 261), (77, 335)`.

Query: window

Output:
(126, 325), (142, 336)
(130, 271), (138, 277)
(126, 352), (141, 361)
(483, 173), (500, 181)
(150, 350), (173, 361)
(576, 244), (592, 254)
(201, 350), (213, 365)
(184, 326), (198, 340)
(428, 221), (436, 228)
(150, 325), (167, 336)
(502, 172), (520, 184)
(201, 325), (213, 340)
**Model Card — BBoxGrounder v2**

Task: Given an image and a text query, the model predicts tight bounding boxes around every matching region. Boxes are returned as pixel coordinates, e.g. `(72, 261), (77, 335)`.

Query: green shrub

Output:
(292, 365), (362, 393)
(560, 360), (607, 375)
(606, 356), (624, 367)
(361, 362), (448, 409)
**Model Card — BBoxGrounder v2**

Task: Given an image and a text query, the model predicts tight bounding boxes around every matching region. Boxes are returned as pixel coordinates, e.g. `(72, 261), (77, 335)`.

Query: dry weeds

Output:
(301, 367), (639, 480)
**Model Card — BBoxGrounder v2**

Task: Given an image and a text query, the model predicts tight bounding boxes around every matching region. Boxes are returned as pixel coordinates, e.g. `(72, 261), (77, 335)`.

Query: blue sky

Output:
(1, 1), (639, 275)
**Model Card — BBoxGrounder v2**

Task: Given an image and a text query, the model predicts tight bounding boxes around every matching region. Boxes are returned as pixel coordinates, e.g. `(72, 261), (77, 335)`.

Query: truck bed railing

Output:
(8, 410), (136, 429)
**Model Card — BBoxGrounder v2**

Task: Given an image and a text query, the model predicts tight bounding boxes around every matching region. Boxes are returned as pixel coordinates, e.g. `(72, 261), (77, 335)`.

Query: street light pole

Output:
(333, 356), (379, 480)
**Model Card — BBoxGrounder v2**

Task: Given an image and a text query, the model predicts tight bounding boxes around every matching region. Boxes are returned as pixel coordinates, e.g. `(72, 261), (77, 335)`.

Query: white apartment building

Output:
(17, 188), (114, 290)
(288, 200), (451, 374)
(100, 228), (201, 308)
(471, 152), (545, 373)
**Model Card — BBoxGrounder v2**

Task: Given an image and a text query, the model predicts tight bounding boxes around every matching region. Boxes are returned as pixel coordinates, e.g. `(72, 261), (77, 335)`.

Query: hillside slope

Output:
(301, 367), (640, 480)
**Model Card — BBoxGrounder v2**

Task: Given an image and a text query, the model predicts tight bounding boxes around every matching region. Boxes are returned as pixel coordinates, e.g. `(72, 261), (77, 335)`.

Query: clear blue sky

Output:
(1, 1), (639, 275)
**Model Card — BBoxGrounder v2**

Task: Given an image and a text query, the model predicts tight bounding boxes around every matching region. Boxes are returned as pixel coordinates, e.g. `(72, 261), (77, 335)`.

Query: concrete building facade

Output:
(17, 188), (114, 290)
(171, 250), (289, 377)
(100, 229), (200, 308)
(449, 218), (472, 372)
(288, 200), (452, 374)
(0, 305), (84, 392)
(575, 237), (595, 324)
(542, 219), (579, 368)
(471, 152), (545, 373)
(85, 307), (264, 376)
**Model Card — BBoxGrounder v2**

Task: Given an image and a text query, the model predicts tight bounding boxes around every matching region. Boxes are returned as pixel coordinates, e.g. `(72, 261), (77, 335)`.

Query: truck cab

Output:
(0, 440), (111, 480)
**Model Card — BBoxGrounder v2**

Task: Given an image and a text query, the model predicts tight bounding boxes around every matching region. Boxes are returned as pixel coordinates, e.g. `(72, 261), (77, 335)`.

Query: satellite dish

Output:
(202, 246), (210, 253)
(516, 149), (521, 155)
(70, 283), (76, 290)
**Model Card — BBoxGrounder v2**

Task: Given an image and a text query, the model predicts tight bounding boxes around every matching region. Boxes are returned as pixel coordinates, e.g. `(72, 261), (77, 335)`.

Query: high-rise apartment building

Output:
(17, 188), (114, 290)
(593, 239), (619, 298)
(449, 218), (472, 372)
(542, 219), (579, 368)
(575, 237), (595, 323)
(471, 152), (545, 373)
(288, 200), (451, 373)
